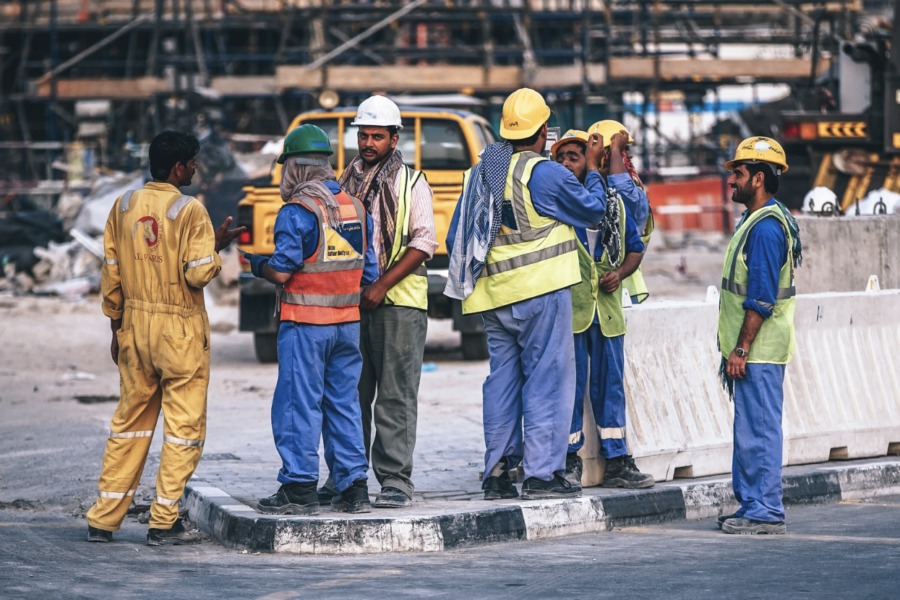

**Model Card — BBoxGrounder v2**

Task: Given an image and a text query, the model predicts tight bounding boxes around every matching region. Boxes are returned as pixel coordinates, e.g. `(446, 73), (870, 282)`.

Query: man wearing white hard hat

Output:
(445, 89), (607, 501)
(319, 95), (436, 509)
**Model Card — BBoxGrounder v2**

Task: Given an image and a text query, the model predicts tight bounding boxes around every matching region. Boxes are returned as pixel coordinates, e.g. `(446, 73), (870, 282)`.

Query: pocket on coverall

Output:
(160, 333), (202, 378)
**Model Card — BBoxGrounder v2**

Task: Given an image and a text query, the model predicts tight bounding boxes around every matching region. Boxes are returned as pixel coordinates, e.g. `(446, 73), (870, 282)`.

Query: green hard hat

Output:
(277, 124), (333, 164)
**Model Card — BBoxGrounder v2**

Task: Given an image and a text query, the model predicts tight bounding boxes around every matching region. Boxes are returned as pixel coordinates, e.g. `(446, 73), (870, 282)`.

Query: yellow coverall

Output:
(86, 182), (221, 531)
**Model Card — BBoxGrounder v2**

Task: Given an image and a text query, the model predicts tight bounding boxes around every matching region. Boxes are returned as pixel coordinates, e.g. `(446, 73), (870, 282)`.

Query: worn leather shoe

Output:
(317, 485), (338, 505)
(721, 517), (786, 535)
(521, 473), (581, 500)
(373, 486), (412, 508)
(331, 479), (372, 514)
(87, 525), (113, 542)
(716, 512), (741, 530)
(602, 455), (655, 489)
(147, 518), (202, 546)
(257, 482), (319, 515)
(564, 452), (584, 489)
(483, 473), (519, 500)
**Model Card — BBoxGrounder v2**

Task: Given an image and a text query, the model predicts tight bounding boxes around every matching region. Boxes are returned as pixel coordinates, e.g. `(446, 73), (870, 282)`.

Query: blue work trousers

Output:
(732, 362), (786, 522)
(568, 324), (628, 458)
(481, 288), (575, 482)
(272, 321), (369, 493)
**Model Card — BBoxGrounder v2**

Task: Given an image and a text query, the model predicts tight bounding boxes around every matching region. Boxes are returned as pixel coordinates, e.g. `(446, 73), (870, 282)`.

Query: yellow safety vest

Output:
(717, 205), (796, 364)
(383, 165), (429, 310)
(571, 198), (628, 337)
(621, 208), (653, 304)
(462, 151), (580, 314)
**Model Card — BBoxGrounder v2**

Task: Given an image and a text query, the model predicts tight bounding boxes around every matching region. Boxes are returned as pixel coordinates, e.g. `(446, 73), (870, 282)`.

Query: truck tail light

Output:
(237, 205), (254, 245)
(783, 122), (799, 139)
(800, 122), (817, 140)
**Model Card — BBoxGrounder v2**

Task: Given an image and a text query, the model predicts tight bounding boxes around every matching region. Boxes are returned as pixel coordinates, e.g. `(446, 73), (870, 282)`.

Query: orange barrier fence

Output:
(645, 176), (733, 233)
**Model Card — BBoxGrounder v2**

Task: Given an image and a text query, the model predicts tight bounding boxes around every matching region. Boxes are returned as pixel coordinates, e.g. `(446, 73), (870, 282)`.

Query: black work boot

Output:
(721, 517), (786, 535)
(716, 512), (741, 530)
(147, 518), (201, 546)
(602, 455), (655, 489)
(256, 482), (320, 515)
(331, 479), (372, 514)
(564, 452), (583, 489)
(483, 470), (519, 501)
(318, 485), (338, 505)
(374, 486), (412, 508)
(87, 525), (113, 542)
(521, 473), (582, 500)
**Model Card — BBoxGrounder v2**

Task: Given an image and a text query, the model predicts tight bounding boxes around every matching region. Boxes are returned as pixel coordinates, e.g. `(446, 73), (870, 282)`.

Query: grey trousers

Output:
(324, 305), (427, 497)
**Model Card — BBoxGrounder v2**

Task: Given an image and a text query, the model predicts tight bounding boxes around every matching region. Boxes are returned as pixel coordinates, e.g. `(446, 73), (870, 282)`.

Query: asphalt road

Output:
(2, 496), (899, 599)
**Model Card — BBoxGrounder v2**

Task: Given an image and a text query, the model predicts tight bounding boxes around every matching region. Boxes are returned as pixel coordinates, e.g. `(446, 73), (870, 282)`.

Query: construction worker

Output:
(444, 89), (606, 500)
(241, 124), (377, 515)
(86, 131), (245, 545)
(592, 120), (653, 305)
(717, 136), (798, 535)
(552, 129), (655, 489)
(319, 96), (437, 509)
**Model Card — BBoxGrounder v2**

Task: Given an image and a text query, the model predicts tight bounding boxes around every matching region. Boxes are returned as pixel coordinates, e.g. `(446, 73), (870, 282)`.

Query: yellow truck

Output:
(237, 106), (497, 362)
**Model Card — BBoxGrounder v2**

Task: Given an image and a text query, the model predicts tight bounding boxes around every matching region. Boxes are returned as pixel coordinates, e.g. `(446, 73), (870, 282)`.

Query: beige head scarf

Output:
(279, 156), (345, 229)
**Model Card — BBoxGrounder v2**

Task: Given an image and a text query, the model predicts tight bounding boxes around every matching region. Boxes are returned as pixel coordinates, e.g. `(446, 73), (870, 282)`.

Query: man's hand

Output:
(726, 350), (747, 380)
(214, 217), (246, 253)
(360, 282), (388, 311)
(609, 129), (629, 154)
(586, 133), (605, 172)
(599, 270), (621, 293)
(239, 250), (269, 278)
(110, 318), (122, 366)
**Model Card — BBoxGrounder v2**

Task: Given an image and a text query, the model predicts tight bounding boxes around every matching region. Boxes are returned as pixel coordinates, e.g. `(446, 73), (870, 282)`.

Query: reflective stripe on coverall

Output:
(87, 182), (221, 532)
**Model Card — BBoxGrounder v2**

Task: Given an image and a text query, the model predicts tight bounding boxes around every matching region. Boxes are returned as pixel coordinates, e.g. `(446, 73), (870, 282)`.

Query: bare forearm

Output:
(615, 252), (642, 281)
(736, 309), (765, 351)
(261, 263), (291, 285)
(377, 248), (428, 291)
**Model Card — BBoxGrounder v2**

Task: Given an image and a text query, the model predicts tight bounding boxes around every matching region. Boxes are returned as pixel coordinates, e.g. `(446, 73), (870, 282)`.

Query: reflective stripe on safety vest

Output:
(717, 204), (796, 364)
(280, 190), (369, 325)
(462, 151), (580, 314)
(383, 166), (429, 310)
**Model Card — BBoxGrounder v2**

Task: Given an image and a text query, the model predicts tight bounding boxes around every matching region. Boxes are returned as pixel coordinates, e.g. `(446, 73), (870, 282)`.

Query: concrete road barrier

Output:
(579, 290), (900, 486)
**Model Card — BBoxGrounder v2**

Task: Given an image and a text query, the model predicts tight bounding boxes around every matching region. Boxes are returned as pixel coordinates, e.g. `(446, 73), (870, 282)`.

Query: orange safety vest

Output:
(279, 189), (368, 325)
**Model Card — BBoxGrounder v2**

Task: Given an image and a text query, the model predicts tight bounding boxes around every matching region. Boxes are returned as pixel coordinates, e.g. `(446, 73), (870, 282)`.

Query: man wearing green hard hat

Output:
(242, 123), (380, 515)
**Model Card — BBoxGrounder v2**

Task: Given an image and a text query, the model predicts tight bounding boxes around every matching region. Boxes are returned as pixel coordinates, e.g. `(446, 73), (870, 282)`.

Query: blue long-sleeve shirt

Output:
(608, 172), (650, 235)
(741, 198), (788, 319)
(269, 180), (379, 286)
(446, 158), (607, 255)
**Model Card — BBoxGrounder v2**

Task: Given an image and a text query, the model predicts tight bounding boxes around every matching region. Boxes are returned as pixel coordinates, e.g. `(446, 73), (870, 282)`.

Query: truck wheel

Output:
(461, 332), (490, 361)
(254, 333), (278, 364)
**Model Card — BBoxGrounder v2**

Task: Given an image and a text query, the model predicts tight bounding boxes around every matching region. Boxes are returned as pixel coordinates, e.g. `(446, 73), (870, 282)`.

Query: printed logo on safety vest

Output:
(133, 215), (161, 248)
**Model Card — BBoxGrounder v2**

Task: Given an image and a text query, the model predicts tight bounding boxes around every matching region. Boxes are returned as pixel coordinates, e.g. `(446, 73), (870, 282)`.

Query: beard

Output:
(731, 182), (754, 205)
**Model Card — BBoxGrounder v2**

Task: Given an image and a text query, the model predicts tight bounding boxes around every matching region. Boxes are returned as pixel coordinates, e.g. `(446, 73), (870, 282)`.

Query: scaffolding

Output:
(0, 0), (885, 176)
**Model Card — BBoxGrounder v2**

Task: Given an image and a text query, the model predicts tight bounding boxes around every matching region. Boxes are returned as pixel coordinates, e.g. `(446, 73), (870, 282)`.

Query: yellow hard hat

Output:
(500, 88), (551, 140)
(551, 130), (589, 160)
(724, 136), (789, 174)
(588, 120), (634, 147)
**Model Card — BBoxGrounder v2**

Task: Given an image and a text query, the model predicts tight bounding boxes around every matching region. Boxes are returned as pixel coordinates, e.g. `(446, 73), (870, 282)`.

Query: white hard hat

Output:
(802, 186), (837, 213)
(351, 96), (403, 129)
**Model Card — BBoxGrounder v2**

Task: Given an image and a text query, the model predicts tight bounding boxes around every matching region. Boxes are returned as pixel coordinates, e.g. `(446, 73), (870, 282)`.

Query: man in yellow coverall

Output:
(85, 130), (244, 546)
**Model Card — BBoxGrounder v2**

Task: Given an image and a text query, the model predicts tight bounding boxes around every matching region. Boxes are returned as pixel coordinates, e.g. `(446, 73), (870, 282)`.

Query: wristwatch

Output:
(735, 347), (749, 358)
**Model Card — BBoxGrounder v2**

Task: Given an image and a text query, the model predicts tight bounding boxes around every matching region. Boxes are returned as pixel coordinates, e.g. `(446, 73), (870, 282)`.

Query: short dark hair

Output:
(387, 126), (400, 138)
(744, 162), (780, 195)
(506, 122), (546, 148)
(149, 131), (200, 181)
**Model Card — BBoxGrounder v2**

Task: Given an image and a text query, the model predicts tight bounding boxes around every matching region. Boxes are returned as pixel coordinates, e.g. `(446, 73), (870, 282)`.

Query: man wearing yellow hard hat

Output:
(552, 128), (654, 490)
(718, 136), (800, 536)
(591, 120), (652, 305)
(444, 88), (606, 501)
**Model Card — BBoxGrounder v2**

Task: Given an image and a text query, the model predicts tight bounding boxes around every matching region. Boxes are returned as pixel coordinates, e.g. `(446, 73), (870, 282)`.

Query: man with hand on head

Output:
(87, 130), (245, 546)
(552, 128), (654, 490)
(242, 124), (378, 516)
(445, 89), (606, 501)
(318, 96), (437, 510)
